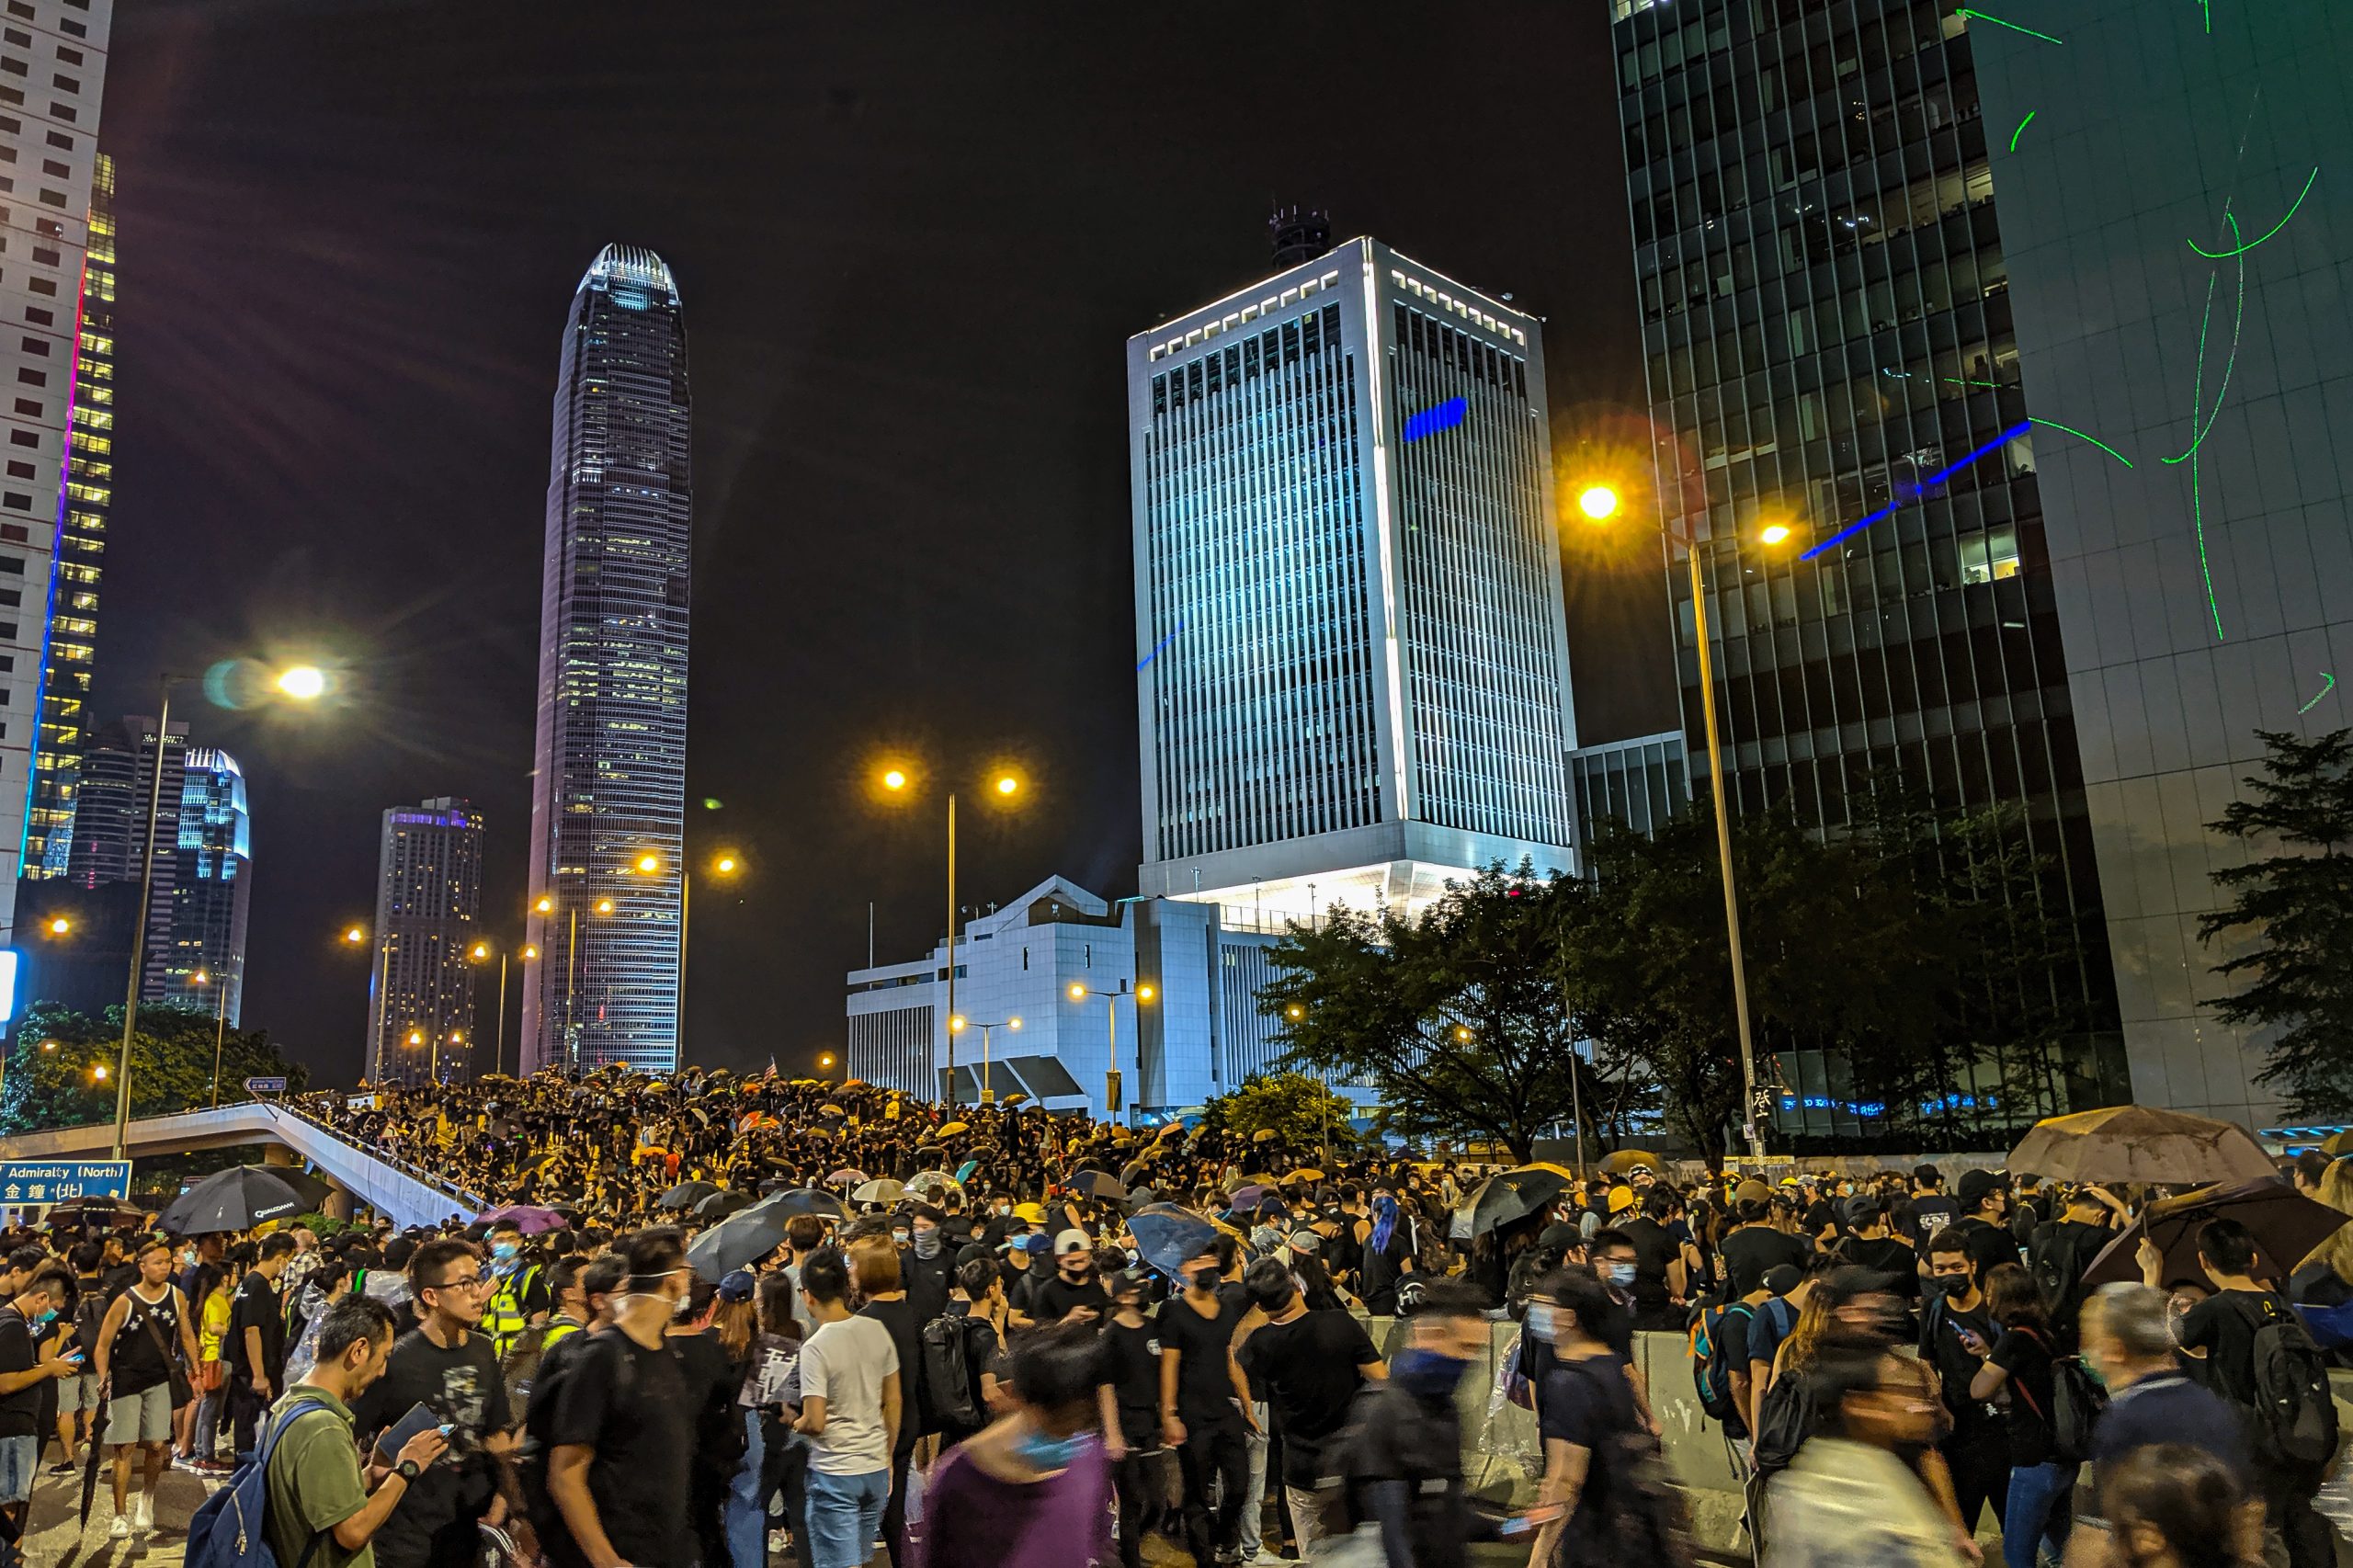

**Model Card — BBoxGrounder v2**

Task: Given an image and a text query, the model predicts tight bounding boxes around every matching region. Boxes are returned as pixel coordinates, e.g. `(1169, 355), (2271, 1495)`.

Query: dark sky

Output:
(92, 0), (1673, 1085)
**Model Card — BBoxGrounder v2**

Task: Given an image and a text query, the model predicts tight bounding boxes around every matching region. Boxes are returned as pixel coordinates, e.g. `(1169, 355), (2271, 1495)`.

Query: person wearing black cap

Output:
(1910, 1165), (1959, 1239)
(1945, 1171), (2021, 1286)
(1833, 1197), (1919, 1305)
(1619, 1188), (1687, 1332)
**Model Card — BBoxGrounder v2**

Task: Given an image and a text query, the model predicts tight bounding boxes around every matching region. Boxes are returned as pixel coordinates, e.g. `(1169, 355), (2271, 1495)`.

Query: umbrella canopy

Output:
(477, 1204), (567, 1234)
(1281, 1169), (1327, 1187)
(2323, 1130), (2353, 1158)
(818, 1104), (847, 1119)
(160, 1165), (318, 1234)
(687, 1199), (796, 1281)
(852, 1177), (907, 1206)
(827, 1167), (870, 1187)
(1130, 1202), (1220, 1276)
(1068, 1170), (1131, 1202)
(1601, 1150), (1664, 1176)
(657, 1180), (720, 1210)
(1251, 1128), (1279, 1144)
(1226, 1185), (1267, 1212)
(2008, 1106), (2278, 1187)
(1455, 1165), (1576, 1237)
(2081, 1176), (2352, 1290)
(938, 1121), (970, 1137)
(695, 1189), (756, 1219)
(906, 1170), (964, 1199)
(762, 1188), (850, 1221)
(45, 1196), (144, 1229)
(519, 1152), (563, 1175)
(1000, 1092), (1030, 1107)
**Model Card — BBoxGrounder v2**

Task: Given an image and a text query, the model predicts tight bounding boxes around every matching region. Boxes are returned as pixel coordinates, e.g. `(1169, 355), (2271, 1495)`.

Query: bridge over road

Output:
(0, 1100), (483, 1229)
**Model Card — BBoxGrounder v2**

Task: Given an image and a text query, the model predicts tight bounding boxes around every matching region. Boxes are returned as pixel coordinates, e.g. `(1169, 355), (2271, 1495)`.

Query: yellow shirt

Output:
(199, 1290), (233, 1361)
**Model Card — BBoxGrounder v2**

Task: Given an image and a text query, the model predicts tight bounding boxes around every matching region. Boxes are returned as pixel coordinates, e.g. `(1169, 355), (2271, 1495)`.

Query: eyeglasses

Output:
(433, 1274), (487, 1292)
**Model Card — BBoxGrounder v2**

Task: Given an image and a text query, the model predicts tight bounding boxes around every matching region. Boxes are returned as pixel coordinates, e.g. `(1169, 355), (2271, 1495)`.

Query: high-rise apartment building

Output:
(24, 146), (110, 881)
(520, 245), (692, 1074)
(1129, 227), (1579, 934)
(149, 745), (248, 1022)
(1605, 0), (2126, 1136)
(0, 0), (111, 1013)
(368, 797), (483, 1085)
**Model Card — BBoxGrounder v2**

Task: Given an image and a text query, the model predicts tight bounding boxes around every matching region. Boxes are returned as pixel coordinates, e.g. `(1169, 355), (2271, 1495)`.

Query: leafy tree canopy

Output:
(2, 1002), (310, 1135)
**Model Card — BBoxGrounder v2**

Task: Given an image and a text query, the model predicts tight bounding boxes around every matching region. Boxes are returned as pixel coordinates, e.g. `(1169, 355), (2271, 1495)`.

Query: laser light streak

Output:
(1400, 398), (1466, 443)
(2300, 673), (2336, 715)
(1802, 421), (2031, 561)
(1137, 615), (1186, 672)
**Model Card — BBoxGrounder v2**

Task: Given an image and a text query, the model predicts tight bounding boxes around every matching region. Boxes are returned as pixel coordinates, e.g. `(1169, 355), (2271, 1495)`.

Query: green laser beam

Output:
(2028, 418), (2132, 467)
(2199, 0), (2211, 33)
(2164, 208), (2246, 468)
(2299, 673), (2336, 714)
(1954, 9), (2065, 44)
(2008, 111), (2037, 153)
(1942, 377), (2007, 389)
(2177, 210), (2241, 642)
(2188, 167), (2320, 257)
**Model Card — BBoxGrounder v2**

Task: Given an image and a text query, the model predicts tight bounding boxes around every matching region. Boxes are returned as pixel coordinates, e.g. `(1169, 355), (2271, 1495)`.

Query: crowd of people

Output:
(0, 1063), (2344, 1568)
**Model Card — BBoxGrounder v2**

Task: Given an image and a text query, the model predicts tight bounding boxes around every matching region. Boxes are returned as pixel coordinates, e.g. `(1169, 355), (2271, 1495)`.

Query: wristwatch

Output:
(395, 1460), (422, 1483)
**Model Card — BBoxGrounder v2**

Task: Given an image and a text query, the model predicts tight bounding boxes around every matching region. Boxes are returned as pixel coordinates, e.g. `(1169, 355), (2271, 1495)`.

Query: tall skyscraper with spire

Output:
(520, 244), (692, 1074)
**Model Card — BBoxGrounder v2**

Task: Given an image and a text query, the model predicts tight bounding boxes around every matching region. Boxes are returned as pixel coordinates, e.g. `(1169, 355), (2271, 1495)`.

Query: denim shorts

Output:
(65, 1370), (101, 1412)
(0, 1433), (34, 1506)
(802, 1466), (889, 1568)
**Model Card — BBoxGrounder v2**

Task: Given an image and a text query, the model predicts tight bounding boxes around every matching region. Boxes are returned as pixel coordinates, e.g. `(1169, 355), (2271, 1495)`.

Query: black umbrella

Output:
(687, 1196), (798, 1280)
(657, 1180), (720, 1210)
(1069, 1169), (1131, 1203)
(761, 1187), (849, 1221)
(695, 1189), (755, 1219)
(160, 1165), (318, 1234)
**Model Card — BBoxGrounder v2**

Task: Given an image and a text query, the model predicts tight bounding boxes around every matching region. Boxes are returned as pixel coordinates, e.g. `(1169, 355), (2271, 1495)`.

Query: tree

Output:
(0, 1003), (311, 1134)
(1260, 863), (1592, 1165)
(1199, 1071), (1361, 1153)
(2200, 728), (2353, 1115)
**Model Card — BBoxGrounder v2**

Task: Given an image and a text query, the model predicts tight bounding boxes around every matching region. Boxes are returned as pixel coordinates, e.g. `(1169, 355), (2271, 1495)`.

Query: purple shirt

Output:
(907, 1439), (1115, 1568)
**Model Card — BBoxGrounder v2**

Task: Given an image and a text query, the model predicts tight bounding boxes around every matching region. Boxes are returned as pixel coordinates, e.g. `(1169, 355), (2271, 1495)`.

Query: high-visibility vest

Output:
(481, 1264), (540, 1358)
(542, 1317), (583, 1349)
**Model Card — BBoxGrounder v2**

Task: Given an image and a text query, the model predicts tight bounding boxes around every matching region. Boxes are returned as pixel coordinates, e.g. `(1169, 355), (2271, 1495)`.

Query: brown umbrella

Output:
(2081, 1176), (2351, 1289)
(2323, 1130), (2353, 1158)
(1601, 1150), (1663, 1176)
(2006, 1105), (2279, 1186)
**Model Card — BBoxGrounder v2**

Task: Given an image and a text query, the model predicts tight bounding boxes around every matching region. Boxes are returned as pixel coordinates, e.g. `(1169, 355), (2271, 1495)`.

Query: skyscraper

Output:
(369, 798), (483, 1085)
(24, 147), (112, 881)
(150, 745), (249, 1022)
(520, 245), (692, 1074)
(0, 2), (113, 1013)
(1605, 0), (2125, 1136)
(1130, 226), (1579, 933)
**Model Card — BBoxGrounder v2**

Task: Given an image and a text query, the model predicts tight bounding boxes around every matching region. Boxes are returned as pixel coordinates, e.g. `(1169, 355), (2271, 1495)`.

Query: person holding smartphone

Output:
(0, 1264), (78, 1568)
(1918, 1228), (2009, 1543)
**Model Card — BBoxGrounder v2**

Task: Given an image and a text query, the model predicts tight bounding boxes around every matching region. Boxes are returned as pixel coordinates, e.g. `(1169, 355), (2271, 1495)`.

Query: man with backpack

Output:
(2025, 1184), (2124, 1348)
(2143, 1216), (2339, 1567)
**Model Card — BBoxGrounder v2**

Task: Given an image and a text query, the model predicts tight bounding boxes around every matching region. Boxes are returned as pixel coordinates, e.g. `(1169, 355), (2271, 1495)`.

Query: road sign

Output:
(0, 1159), (131, 1205)
(244, 1075), (289, 1094)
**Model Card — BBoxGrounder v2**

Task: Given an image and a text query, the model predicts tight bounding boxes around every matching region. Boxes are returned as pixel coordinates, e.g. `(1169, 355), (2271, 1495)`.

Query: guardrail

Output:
(267, 1097), (488, 1212)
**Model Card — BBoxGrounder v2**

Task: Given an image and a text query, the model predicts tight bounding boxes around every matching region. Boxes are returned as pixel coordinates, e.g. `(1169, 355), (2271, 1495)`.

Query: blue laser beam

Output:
(1136, 616), (1186, 672)
(1801, 421), (2031, 560)
(1401, 398), (1466, 443)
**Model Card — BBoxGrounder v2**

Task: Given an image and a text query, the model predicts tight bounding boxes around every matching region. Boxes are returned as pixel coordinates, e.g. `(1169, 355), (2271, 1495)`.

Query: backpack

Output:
(2234, 1294), (2339, 1467)
(918, 1313), (984, 1432)
(2027, 1223), (2094, 1337)
(186, 1393), (340, 1568)
(2005, 1327), (2108, 1465)
(73, 1280), (109, 1358)
(1747, 1364), (1815, 1476)
(1691, 1300), (1756, 1426)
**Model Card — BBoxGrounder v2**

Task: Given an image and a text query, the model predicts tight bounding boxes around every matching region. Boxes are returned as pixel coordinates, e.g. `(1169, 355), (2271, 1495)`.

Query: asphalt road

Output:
(23, 1456), (213, 1568)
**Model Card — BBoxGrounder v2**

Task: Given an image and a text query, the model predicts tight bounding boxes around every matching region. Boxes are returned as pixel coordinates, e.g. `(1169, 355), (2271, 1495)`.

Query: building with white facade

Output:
(369, 798), (484, 1085)
(1129, 226), (1579, 935)
(847, 875), (1316, 1122)
(0, 0), (108, 1017)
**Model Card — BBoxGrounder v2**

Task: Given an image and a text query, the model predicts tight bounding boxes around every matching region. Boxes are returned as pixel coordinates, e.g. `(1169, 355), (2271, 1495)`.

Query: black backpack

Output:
(2027, 1223), (2094, 1337)
(1691, 1301), (1755, 1427)
(2234, 1294), (2339, 1466)
(2006, 1327), (2108, 1465)
(1547, 1355), (1699, 1566)
(1747, 1366), (1815, 1476)
(918, 1313), (983, 1433)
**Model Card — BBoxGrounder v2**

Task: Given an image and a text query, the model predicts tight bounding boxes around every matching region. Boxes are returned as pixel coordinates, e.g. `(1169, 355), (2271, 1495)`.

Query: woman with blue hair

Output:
(1359, 1190), (1420, 1316)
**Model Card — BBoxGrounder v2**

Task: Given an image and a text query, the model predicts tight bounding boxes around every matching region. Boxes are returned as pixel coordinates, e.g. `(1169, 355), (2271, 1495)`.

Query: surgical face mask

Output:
(1013, 1425), (1093, 1471)
(492, 1241), (519, 1263)
(34, 1307), (56, 1326)
(892, 1230), (910, 1247)
(1604, 1261), (1637, 1289)
(1524, 1304), (1558, 1343)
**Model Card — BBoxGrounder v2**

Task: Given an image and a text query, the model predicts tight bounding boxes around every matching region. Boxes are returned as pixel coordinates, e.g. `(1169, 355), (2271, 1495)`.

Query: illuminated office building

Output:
(150, 745), (249, 1023)
(368, 798), (483, 1085)
(520, 244), (693, 1074)
(1129, 224), (1578, 933)
(0, 0), (112, 1017)
(1605, 0), (2127, 1136)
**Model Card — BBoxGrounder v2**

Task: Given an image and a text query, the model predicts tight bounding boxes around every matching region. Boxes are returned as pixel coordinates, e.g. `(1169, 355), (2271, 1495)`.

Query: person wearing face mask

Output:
(479, 1219), (551, 1363)
(1525, 1267), (1694, 1568)
(1029, 1230), (1109, 1326)
(1233, 1256), (1384, 1563)
(900, 1204), (955, 1326)
(0, 1264), (78, 1563)
(1764, 1345), (1973, 1567)
(544, 1227), (699, 1568)
(1919, 1228), (2009, 1544)
(1158, 1239), (1256, 1567)
(907, 1320), (1116, 1568)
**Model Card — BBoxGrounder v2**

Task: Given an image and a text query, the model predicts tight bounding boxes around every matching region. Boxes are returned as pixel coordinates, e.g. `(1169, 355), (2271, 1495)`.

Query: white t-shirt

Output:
(799, 1314), (898, 1475)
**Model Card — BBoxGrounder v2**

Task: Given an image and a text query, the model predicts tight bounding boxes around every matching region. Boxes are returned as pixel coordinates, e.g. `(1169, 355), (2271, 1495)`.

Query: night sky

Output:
(91, 1), (1673, 1085)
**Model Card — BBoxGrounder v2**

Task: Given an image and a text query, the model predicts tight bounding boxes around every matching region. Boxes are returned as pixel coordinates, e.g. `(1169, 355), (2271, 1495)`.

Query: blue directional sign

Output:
(0, 1159), (131, 1205)
(244, 1075), (289, 1094)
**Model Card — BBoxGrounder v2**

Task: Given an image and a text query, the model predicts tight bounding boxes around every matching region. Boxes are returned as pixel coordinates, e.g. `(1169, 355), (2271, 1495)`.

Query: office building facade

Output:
(147, 745), (248, 1022)
(369, 797), (483, 1085)
(847, 875), (1311, 1122)
(1129, 232), (1579, 937)
(0, 0), (110, 1011)
(1607, 0), (2127, 1131)
(1964, 3), (2353, 1126)
(24, 145), (109, 881)
(1569, 731), (1690, 843)
(520, 244), (693, 1074)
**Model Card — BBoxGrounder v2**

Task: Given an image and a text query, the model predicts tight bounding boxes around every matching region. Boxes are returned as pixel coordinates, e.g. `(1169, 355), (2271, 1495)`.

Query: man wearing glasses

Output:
(350, 1239), (523, 1568)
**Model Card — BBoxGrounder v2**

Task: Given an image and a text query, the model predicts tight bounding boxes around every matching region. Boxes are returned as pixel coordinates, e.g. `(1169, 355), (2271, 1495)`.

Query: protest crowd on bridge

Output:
(0, 1066), (2348, 1568)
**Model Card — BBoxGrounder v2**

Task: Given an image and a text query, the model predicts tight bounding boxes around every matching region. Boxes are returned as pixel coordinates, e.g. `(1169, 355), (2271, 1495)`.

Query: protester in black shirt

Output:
(1028, 1231), (1109, 1326)
(1967, 1263), (2072, 1568)
(1619, 1189), (1687, 1331)
(1097, 1271), (1167, 1568)
(1833, 1198), (1919, 1302)
(0, 1265), (76, 1564)
(849, 1233), (923, 1568)
(1233, 1256), (1382, 1562)
(2026, 1185), (2126, 1346)
(350, 1237), (517, 1568)
(1526, 1267), (1658, 1568)
(668, 1275), (749, 1568)
(1944, 1170), (2022, 1285)
(1719, 1198), (1809, 1301)
(1157, 1240), (1255, 1567)
(1919, 1227), (2008, 1539)
(898, 1204), (955, 1326)
(228, 1233), (295, 1463)
(1909, 1165), (1959, 1239)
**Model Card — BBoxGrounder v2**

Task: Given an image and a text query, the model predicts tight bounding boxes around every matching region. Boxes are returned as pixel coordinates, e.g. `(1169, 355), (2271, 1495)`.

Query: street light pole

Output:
(676, 871), (690, 1065)
(944, 792), (957, 1106)
(206, 967), (231, 1110)
(494, 953), (508, 1077)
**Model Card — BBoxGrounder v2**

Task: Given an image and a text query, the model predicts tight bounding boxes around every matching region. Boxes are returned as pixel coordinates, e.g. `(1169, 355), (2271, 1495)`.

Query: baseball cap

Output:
(1539, 1221), (1582, 1252)
(1956, 1169), (2007, 1210)
(1841, 1195), (1883, 1227)
(717, 1270), (756, 1303)
(1733, 1178), (1773, 1207)
(1761, 1263), (1802, 1296)
(1053, 1228), (1091, 1256)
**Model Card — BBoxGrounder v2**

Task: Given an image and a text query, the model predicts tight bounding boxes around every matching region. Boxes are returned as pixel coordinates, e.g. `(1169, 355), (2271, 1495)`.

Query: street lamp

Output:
(469, 941), (537, 1078)
(1069, 980), (1154, 1125)
(877, 759), (1027, 1106)
(817, 1051), (835, 1072)
(1581, 483), (1798, 1162)
(111, 664), (326, 1157)
(677, 850), (743, 1064)
(949, 1014), (1020, 1103)
(46, 916), (69, 937)
(190, 966), (235, 1109)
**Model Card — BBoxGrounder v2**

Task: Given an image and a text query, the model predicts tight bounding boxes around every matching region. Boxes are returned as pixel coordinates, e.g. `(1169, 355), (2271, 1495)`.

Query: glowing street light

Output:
(535, 896), (553, 915)
(1576, 483), (1622, 521)
(344, 926), (367, 945)
(276, 665), (327, 700)
(595, 899), (614, 915)
(881, 768), (907, 791)
(714, 855), (738, 875)
(1071, 979), (1154, 1125)
(952, 1014), (1021, 1102)
(817, 1051), (835, 1071)
(1759, 522), (1792, 546)
(995, 775), (1018, 796)
(46, 916), (69, 936)
(636, 853), (660, 874)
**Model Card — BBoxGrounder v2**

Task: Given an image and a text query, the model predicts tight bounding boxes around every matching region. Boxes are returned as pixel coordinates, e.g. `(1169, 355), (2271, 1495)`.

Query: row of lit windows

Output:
(1147, 269), (1343, 361)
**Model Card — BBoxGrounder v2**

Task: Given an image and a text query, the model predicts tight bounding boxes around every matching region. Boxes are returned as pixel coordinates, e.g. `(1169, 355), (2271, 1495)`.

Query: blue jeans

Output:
(725, 1408), (767, 1568)
(803, 1465), (888, 1568)
(2003, 1460), (2076, 1568)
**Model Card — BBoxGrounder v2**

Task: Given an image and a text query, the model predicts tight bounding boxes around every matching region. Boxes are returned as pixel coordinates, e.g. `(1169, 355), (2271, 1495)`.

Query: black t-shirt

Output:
(229, 1272), (284, 1386)
(1100, 1318), (1162, 1436)
(1836, 1235), (1921, 1300)
(1989, 1325), (2059, 1467)
(0, 1307), (41, 1438)
(1719, 1226), (1808, 1300)
(858, 1295), (926, 1450)
(1920, 1295), (2002, 1437)
(2177, 1289), (2292, 1410)
(1911, 1195), (1959, 1238)
(1537, 1353), (1642, 1546)
(1948, 1217), (2021, 1285)
(1619, 1218), (1680, 1323)
(900, 1245), (956, 1325)
(100, 1261), (139, 1301)
(546, 1330), (695, 1568)
(349, 1328), (514, 1568)
(1155, 1287), (1248, 1426)
(1029, 1271), (1110, 1326)
(1236, 1311), (1381, 1486)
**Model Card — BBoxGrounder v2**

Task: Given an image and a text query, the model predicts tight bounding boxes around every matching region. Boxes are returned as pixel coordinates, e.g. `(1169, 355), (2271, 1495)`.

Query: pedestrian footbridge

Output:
(0, 1100), (483, 1229)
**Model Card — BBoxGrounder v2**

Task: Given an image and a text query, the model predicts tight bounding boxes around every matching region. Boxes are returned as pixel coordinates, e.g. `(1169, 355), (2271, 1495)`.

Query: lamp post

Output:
(949, 1015), (1020, 1104)
(1578, 483), (1792, 1163)
(674, 852), (740, 1066)
(1069, 980), (1154, 1125)
(880, 763), (1023, 1107)
(112, 665), (325, 1158)
(470, 941), (537, 1080)
(192, 967), (233, 1109)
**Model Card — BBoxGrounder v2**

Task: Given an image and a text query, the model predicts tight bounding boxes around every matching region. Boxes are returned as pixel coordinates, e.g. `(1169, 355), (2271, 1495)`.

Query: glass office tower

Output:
(1130, 233), (1579, 933)
(520, 245), (693, 1074)
(1606, 0), (2127, 1136)
(150, 745), (250, 1023)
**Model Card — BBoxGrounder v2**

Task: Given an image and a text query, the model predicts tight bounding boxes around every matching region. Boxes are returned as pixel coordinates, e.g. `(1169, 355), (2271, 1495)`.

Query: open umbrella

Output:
(1129, 1202), (1220, 1276)
(852, 1177), (906, 1206)
(938, 1121), (970, 1137)
(1252, 1129), (1279, 1144)
(478, 1204), (566, 1234)
(1601, 1150), (1663, 1176)
(657, 1180), (720, 1210)
(519, 1151), (563, 1175)
(1069, 1170), (1131, 1202)
(762, 1187), (850, 1221)
(160, 1165), (320, 1234)
(1000, 1092), (1029, 1107)
(906, 1170), (964, 1199)
(2081, 1177), (2353, 1290)
(687, 1198), (796, 1280)
(1226, 1185), (1267, 1212)
(2323, 1130), (2353, 1158)
(695, 1189), (756, 1219)
(827, 1167), (870, 1187)
(1455, 1165), (1576, 1237)
(818, 1104), (847, 1119)
(2008, 1106), (2278, 1187)
(1280, 1168), (1327, 1187)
